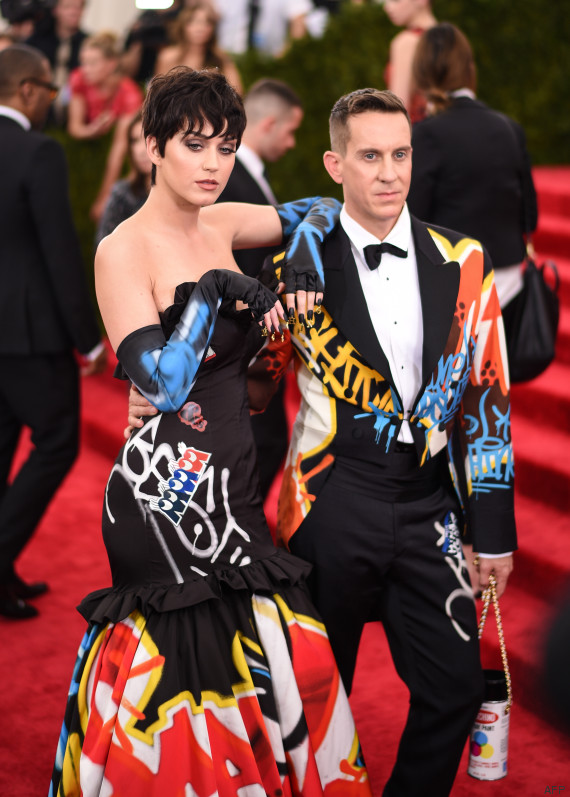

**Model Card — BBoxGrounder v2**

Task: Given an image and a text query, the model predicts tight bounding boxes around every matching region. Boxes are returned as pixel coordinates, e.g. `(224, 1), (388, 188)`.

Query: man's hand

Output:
(476, 554), (513, 599)
(125, 383), (157, 438)
(81, 347), (108, 377)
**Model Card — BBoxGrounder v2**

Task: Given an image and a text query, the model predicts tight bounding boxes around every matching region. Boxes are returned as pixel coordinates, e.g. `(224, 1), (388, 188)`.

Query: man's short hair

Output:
(0, 44), (46, 100)
(329, 88), (411, 154)
(243, 78), (302, 124)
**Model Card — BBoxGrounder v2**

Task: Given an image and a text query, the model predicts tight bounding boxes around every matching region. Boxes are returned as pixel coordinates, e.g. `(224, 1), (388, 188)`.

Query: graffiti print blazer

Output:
(253, 214), (517, 557)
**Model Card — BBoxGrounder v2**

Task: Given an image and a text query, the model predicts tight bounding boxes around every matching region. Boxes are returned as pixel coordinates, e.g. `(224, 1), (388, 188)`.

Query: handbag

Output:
(467, 574), (513, 781)
(505, 244), (560, 383)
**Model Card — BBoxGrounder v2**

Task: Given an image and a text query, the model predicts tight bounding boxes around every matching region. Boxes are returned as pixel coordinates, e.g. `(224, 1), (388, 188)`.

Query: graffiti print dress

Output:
(50, 283), (371, 797)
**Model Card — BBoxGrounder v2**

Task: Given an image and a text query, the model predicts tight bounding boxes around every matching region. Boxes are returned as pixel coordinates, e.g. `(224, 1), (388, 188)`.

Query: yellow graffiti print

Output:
(292, 310), (394, 414)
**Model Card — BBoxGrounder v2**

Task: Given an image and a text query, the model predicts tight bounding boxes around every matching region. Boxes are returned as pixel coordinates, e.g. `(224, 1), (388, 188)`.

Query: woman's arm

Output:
(67, 92), (115, 140)
(154, 46), (178, 76)
(222, 56), (243, 95)
(90, 115), (132, 222)
(387, 31), (420, 111)
(206, 196), (341, 317)
(97, 236), (283, 412)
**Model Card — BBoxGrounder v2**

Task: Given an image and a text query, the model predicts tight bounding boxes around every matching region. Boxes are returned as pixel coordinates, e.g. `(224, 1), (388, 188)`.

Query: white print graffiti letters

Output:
(435, 511), (474, 642)
(105, 417), (252, 578)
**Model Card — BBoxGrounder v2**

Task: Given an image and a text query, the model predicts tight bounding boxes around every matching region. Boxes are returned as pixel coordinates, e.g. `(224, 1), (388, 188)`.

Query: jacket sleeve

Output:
(455, 248), (517, 554)
(26, 136), (101, 355)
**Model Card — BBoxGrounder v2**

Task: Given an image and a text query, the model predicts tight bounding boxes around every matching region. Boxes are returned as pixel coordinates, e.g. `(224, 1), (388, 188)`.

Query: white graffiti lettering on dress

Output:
(106, 419), (252, 571)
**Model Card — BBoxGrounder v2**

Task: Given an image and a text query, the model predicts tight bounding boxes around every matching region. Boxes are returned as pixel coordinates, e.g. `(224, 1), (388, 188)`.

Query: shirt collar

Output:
(449, 88), (476, 100)
(236, 142), (265, 181)
(0, 105), (31, 130)
(340, 203), (412, 255)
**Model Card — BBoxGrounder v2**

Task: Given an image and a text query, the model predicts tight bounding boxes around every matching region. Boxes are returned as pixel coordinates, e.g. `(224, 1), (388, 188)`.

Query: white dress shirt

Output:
(340, 204), (422, 444)
(236, 144), (277, 205)
(341, 204), (511, 558)
(0, 105), (31, 130)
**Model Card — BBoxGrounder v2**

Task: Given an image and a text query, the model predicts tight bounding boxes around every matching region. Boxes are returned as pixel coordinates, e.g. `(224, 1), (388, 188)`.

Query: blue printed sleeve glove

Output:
(276, 196), (322, 237)
(116, 269), (278, 412)
(280, 197), (341, 294)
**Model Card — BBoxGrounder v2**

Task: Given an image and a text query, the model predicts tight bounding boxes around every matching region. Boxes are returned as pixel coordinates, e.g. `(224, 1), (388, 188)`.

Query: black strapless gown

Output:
(50, 284), (372, 797)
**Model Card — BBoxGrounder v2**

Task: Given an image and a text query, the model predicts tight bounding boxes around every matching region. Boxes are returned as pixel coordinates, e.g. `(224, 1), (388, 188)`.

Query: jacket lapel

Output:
(323, 226), (394, 384)
(412, 216), (461, 388)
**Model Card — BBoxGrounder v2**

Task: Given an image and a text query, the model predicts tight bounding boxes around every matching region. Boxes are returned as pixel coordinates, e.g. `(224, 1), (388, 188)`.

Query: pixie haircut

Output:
(329, 88), (411, 154)
(142, 66), (246, 182)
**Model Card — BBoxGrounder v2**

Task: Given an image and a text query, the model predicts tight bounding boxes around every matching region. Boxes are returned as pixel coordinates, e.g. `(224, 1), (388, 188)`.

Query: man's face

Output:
(324, 110), (412, 238)
(262, 105), (303, 162)
(54, 0), (85, 32)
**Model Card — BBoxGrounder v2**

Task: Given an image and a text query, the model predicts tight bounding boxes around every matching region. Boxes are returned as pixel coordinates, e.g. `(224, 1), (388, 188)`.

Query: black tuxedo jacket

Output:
(217, 157), (278, 278)
(255, 216), (516, 556)
(408, 96), (538, 269)
(0, 116), (100, 356)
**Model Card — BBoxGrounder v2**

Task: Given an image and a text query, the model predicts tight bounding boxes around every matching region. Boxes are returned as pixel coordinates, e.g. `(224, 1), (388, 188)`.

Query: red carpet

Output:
(1, 167), (569, 795)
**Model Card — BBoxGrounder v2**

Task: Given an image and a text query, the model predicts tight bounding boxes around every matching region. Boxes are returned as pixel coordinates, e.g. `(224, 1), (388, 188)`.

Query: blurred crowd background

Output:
(1, 0), (568, 302)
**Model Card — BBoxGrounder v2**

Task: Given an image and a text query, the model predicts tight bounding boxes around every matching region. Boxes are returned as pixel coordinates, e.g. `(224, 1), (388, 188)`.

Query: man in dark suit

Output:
(253, 88), (516, 796)
(218, 78), (304, 498)
(0, 44), (106, 619)
(407, 23), (538, 320)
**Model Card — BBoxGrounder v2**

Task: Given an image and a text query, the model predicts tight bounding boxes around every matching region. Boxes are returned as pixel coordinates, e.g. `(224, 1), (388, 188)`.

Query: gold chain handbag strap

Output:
(478, 573), (513, 714)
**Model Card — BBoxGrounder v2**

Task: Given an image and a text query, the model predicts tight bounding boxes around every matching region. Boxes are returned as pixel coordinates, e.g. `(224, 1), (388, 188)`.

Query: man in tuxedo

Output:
(218, 78), (303, 498)
(255, 88), (516, 796)
(0, 44), (106, 619)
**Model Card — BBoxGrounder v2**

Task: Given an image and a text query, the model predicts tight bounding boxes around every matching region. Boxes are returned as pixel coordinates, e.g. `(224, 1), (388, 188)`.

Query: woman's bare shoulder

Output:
(155, 46), (181, 74)
(95, 214), (149, 272)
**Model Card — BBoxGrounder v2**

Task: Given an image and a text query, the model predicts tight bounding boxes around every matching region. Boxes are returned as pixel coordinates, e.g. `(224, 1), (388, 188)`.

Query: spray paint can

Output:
(468, 669), (510, 780)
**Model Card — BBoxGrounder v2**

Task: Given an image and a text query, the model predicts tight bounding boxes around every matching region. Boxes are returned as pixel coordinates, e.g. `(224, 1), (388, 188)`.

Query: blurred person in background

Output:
(67, 31), (143, 221)
(0, 29), (15, 49)
(95, 111), (152, 247)
(122, 8), (175, 84)
(212, 0), (313, 58)
(408, 22), (537, 321)
(154, 1), (242, 93)
(0, 44), (106, 620)
(407, 21), (537, 589)
(26, 0), (87, 124)
(218, 77), (304, 500)
(0, 0), (42, 41)
(383, 0), (436, 122)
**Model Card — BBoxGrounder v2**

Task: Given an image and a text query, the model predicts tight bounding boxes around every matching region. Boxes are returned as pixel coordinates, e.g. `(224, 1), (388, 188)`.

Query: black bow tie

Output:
(363, 242), (407, 270)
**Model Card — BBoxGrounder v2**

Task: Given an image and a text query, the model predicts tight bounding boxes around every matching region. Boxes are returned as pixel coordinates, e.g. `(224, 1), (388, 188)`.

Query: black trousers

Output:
(289, 451), (484, 797)
(0, 352), (80, 584)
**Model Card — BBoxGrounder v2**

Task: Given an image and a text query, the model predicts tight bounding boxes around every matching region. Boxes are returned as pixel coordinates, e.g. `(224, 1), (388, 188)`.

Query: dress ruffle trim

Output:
(77, 549), (312, 624)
